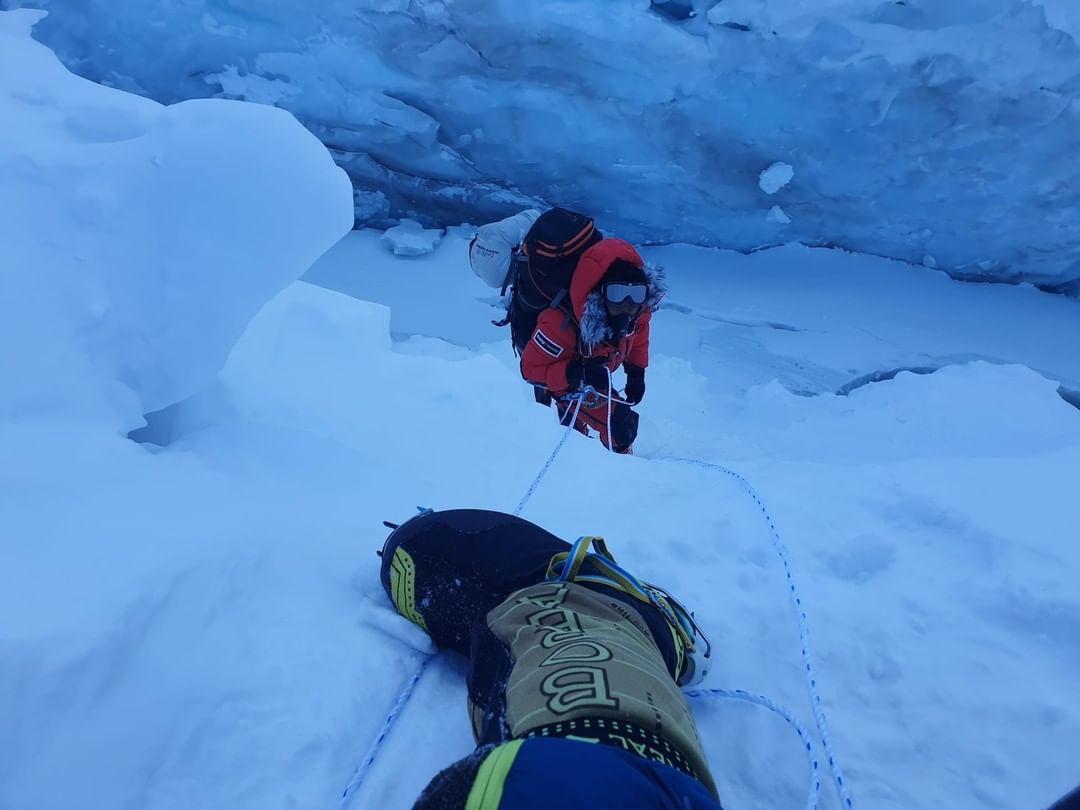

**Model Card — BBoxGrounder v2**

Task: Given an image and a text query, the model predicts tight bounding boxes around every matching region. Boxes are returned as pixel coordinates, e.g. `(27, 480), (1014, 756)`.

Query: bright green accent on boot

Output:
(466, 740), (524, 810)
(389, 547), (428, 632)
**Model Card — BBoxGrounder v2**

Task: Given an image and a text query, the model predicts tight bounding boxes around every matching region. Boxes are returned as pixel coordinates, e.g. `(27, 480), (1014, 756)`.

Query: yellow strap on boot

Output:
(544, 536), (696, 675)
(545, 535), (614, 581)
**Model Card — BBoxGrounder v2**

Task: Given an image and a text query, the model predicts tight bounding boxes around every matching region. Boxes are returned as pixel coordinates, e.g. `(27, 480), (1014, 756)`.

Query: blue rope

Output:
(514, 394), (585, 516)
(338, 655), (433, 809)
(660, 457), (855, 810)
(341, 418), (588, 806)
(687, 687), (820, 810)
(344, 449), (854, 810)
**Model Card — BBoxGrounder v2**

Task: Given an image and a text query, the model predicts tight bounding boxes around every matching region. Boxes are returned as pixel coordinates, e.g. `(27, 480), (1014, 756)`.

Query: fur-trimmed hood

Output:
(571, 239), (667, 349)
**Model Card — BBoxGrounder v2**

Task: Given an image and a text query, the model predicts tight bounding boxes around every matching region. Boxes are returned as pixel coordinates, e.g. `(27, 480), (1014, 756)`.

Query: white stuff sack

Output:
(468, 209), (541, 288)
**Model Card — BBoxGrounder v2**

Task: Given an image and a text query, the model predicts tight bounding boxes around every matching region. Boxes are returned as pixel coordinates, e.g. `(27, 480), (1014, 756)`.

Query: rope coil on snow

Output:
(686, 687), (820, 810)
(663, 457), (855, 810)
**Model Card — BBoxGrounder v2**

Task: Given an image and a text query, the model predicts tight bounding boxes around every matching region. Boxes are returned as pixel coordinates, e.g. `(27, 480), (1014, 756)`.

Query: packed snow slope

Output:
(0, 9), (354, 433)
(4, 0), (1080, 290)
(4, 9), (1080, 810)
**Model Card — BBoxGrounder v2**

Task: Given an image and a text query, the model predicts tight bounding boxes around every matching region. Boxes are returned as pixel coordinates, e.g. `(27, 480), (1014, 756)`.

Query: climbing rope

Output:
(342, 404), (588, 807)
(338, 655), (432, 808)
(604, 366), (614, 451)
(660, 456), (855, 810)
(513, 394), (585, 516)
(339, 666), (822, 810)
(586, 367), (622, 454)
(344, 426), (853, 810)
(686, 687), (820, 810)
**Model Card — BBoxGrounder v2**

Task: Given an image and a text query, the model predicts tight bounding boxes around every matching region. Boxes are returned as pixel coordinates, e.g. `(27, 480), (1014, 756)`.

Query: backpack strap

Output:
(494, 252), (527, 328)
(548, 288), (580, 335)
(562, 311), (575, 334)
(500, 249), (524, 297)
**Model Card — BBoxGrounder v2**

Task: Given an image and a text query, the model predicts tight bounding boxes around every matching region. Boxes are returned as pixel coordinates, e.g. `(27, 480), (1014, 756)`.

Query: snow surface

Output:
(4, 0), (1080, 289)
(12, 217), (1080, 810)
(4, 10), (1080, 810)
(0, 9), (354, 434)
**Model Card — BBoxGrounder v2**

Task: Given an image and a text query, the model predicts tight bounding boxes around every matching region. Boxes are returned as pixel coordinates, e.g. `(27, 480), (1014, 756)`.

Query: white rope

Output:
(604, 366), (614, 451)
(516, 366), (623, 511)
(660, 457), (855, 810)
(513, 394), (585, 516)
(344, 403), (854, 810)
(686, 687), (820, 810)
(338, 655), (433, 809)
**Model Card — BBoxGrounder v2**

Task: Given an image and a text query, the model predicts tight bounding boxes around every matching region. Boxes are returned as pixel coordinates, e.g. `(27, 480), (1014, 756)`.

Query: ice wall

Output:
(5, 0), (1079, 290)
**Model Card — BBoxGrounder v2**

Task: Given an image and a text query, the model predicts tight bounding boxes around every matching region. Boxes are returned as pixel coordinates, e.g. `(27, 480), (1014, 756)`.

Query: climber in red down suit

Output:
(519, 238), (665, 454)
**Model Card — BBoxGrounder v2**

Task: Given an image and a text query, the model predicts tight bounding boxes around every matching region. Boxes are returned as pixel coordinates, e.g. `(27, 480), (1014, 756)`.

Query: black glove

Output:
(623, 363), (646, 404)
(565, 357), (611, 391)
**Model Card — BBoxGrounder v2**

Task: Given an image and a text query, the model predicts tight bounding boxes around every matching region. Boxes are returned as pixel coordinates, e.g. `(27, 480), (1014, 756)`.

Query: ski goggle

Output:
(604, 282), (647, 305)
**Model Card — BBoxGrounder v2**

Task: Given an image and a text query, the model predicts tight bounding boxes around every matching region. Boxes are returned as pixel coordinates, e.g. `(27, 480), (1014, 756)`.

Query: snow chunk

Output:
(759, 162), (795, 195)
(381, 218), (444, 257)
(0, 10), (354, 432)
(767, 205), (792, 225)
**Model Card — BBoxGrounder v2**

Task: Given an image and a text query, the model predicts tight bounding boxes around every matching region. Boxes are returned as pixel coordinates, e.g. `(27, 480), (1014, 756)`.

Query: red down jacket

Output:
(519, 238), (652, 394)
